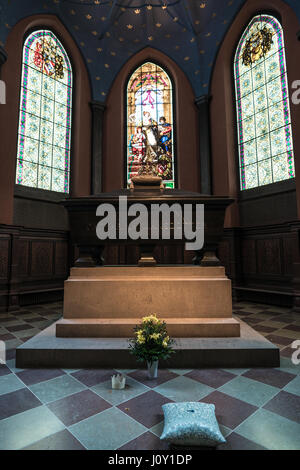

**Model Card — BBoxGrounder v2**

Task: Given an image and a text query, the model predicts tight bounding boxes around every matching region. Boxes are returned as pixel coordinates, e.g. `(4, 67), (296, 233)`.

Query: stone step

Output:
(16, 321), (280, 369)
(56, 317), (241, 338)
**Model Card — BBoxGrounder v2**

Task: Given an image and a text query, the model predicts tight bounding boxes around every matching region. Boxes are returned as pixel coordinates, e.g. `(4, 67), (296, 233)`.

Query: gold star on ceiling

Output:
(28, 0), (235, 99)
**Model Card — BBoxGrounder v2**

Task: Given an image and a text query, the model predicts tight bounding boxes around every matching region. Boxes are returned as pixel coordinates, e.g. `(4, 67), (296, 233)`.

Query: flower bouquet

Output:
(129, 314), (175, 378)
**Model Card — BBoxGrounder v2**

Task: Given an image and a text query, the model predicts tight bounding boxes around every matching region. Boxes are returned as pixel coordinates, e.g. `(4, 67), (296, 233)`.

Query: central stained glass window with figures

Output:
(126, 62), (175, 188)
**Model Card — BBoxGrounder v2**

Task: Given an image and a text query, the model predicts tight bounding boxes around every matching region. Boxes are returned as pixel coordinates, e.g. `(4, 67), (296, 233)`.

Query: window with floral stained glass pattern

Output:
(16, 30), (73, 193)
(126, 62), (175, 188)
(234, 15), (295, 190)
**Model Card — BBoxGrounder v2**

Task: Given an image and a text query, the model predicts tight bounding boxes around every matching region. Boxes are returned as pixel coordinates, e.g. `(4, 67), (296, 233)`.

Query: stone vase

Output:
(147, 360), (159, 379)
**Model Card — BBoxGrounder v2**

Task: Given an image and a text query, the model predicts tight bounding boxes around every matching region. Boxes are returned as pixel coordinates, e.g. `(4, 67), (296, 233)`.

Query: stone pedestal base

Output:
(56, 266), (240, 338)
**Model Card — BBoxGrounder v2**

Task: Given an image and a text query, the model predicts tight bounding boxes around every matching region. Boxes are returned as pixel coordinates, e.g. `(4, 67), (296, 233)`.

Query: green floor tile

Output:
(69, 407), (147, 450)
(219, 376), (279, 407)
(0, 406), (64, 450)
(29, 374), (86, 404)
(235, 409), (300, 450)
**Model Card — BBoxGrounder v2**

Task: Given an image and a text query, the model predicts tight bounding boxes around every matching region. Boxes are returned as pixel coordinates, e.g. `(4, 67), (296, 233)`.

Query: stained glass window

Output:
(16, 30), (73, 193)
(126, 62), (175, 188)
(234, 15), (295, 190)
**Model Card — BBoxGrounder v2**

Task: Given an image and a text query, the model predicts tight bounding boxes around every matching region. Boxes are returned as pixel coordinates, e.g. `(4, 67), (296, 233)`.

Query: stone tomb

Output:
(56, 266), (240, 338)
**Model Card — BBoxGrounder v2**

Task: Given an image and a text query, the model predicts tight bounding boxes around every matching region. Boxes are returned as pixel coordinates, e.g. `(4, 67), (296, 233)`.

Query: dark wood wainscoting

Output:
(1, 221), (299, 312)
(101, 222), (300, 309)
(103, 244), (195, 266)
(218, 221), (300, 308)
(0, 225), (69, 312)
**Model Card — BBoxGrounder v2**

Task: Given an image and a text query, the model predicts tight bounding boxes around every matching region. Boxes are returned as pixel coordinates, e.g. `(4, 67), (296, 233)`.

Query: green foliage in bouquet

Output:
(129, 314), (175, 365)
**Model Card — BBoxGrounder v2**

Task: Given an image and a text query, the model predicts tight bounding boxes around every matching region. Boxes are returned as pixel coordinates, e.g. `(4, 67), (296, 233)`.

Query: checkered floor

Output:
(0, 301), (300, 450)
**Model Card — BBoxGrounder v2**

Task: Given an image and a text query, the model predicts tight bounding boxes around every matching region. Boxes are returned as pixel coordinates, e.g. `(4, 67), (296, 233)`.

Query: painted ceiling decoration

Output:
(0, 0), (300, 101)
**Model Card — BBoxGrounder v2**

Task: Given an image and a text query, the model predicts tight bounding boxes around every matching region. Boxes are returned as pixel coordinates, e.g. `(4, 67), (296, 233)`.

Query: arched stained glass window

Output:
(234, 15), (295, 190)
(16, 30), (73, 193)
(126, 62), (175, 188)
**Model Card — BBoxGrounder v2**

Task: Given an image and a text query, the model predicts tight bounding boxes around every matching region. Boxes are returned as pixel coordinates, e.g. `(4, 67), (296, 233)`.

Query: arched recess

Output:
(210, 0), (300, 227)
(102, 47), (200, 192)
(0, 14), (92, 225)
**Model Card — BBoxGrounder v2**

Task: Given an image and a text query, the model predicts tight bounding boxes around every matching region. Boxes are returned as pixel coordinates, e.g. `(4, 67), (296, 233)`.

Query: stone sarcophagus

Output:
(56, 187), (240, 338)
(62, 188), (234, 268)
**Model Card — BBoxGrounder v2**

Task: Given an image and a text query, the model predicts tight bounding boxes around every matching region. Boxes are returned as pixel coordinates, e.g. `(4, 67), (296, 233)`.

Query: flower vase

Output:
(147, 360), (158, 379)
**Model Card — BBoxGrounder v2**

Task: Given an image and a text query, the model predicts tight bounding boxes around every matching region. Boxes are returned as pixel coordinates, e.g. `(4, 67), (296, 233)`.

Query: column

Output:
(195, 95), (212, 195)
(0, 46), (7, 104)
(0, 46), (7, 74)
(90, 101), (106, 195)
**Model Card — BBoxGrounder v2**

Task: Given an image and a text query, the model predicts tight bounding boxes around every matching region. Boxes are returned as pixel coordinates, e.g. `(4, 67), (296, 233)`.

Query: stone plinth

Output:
(56, 266), (240, 338)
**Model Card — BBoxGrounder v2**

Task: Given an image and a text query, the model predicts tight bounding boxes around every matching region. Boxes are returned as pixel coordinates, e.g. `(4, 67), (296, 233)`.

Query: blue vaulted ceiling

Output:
(0, 0), (299, 101)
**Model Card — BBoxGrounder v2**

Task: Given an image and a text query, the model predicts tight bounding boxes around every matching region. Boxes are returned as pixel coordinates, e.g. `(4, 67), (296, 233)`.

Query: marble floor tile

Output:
(29, 374), (86, 404)
(47, 389), (111, 426)
(154, 375), (213, 402)
(69, 407), (147, 450)
(0, 406), (64, 450)
(235, 408), (300, 450)
(92, 377), (149, 406)
(219, 376), (280, 408)
(0, 373), (25, 396)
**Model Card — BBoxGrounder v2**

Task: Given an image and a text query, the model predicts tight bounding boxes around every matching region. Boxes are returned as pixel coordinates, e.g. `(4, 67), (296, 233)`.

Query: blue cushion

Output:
(160, 402), (226, 447)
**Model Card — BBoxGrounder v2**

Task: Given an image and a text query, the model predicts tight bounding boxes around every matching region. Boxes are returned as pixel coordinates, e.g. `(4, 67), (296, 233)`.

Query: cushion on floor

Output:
(160, 402), (226, 447)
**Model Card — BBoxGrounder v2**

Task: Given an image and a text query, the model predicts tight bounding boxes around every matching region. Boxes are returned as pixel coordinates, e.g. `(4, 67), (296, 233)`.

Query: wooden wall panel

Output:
(222, 222), (300, 307)
(282, 237), (295, 277)
(241, 239), (256, 275)
(218, 240), (231, 276)
(18, 239), (29, 278)
(31, 241), (54, 277)
(55, 240), (69, 277)
(0, 225), (69, 311)
(0, 238), (9, 280)
(256, 239), (281, 276)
